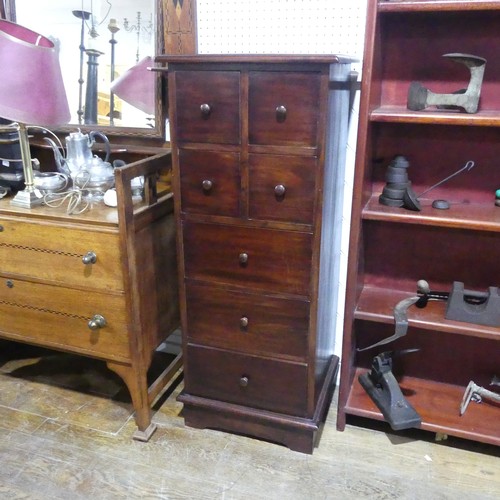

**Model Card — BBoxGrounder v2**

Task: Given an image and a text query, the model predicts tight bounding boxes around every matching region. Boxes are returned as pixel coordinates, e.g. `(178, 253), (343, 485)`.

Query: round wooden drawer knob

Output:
(276, 105), (287, 122)
(200, 103), (211, 117)
(202, 179), (213, 192)
(274, 184), (286, 197)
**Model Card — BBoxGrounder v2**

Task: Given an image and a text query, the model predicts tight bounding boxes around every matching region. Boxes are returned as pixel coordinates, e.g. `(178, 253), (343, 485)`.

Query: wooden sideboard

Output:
(158, 54), (354, 453)
(0, 151), (180, 440)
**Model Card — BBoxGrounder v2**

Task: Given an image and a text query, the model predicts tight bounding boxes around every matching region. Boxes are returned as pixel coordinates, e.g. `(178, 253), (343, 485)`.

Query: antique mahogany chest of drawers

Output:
(159, 54), (353, 453)
(0, 152), (180, 441)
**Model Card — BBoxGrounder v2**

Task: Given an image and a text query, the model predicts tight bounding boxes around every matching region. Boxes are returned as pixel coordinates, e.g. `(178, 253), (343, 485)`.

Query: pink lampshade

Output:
(0, 20), (70, 127)
(110, 56), (155, 115)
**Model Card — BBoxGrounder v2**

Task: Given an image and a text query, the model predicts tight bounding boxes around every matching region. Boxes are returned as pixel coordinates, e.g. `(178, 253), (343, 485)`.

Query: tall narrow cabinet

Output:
(158, 55), (353, 453)
(338, 0), (500, 446)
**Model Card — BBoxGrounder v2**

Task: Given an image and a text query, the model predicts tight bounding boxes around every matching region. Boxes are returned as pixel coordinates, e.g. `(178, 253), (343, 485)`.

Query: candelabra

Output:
(123, 11), (153, 63)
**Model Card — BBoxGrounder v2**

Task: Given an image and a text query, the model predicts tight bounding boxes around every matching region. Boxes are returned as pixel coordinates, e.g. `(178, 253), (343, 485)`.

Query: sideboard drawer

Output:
(0, 218), (123, 291)
(179, 149), (241, 217)
(0, 278), (130, 360)
(185, 344), (308, 416)
(183, 221), (313, 295)
(248, 71), (321, 147)
(248, 153), (317, 224)
(185, 283), (309, 360)
(174, 70), (240, 144)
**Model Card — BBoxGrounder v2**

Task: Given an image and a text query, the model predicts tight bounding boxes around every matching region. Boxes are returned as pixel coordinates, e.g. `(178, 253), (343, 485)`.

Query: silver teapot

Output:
(45, 129), (110, 178)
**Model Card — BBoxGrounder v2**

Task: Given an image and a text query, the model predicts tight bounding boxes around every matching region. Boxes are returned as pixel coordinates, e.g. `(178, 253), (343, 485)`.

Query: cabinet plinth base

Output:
(178, 355), (339, 454)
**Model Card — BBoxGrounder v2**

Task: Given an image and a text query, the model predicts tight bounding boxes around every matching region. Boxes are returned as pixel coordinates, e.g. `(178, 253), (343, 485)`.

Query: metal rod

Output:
(73, 10), (91, 125)
(109, 29), (118, 125)
(418, 160), (475, 198)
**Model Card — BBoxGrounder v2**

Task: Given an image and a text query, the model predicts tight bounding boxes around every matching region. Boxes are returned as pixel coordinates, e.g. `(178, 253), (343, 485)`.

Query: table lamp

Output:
(110, 56), (156, 116)
(0, 19), (70, 207)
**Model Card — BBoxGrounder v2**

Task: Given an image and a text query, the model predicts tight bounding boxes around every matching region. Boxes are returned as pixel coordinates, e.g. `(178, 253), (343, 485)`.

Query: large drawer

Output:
(185, 344), (308, 416)
(174, 70), (240, 144)
(248, 153), (317, 224)
(0, 277), (130, 360)
(248, 71), (321, 147)
(185, 283), (309, 360)
(0, 218), (123, 291)
(183, 221), (313, 295)
(179, 149), (241, 217)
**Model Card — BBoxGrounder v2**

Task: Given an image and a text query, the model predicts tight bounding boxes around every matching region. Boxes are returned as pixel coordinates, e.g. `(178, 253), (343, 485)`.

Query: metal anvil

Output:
(407, 53), (487, 114)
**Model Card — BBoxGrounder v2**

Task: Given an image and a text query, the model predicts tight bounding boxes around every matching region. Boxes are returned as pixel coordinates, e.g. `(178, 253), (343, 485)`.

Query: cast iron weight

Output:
(358, 349), (421, 431)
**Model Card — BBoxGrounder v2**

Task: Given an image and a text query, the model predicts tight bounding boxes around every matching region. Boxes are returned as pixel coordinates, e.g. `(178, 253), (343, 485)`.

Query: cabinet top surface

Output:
(378, 0), (500, 11)
(156, 54), (356, 65)
(0, 196), (119, 227)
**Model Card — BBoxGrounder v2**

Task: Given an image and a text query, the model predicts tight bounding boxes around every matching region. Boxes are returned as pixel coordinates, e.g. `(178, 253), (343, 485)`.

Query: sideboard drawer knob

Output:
(202, 179), (213, 192)
(239, 376), (249, 388)
(274, 184), (286, 197)
(88, 314), (106, 330)
(276, 105), (287, 122)
(200, 103), (211, 117)
(238, 252), (249, 265)
(82, 251), (97, 265)
(239, 316), (249, 328)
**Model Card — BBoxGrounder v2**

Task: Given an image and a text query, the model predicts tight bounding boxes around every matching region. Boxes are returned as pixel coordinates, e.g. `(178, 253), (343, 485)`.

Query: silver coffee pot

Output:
(45, 129), (110, 178)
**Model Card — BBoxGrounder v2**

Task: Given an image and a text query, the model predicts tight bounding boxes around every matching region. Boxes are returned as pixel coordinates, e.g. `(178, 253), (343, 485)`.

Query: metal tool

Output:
(358, 280), (430, 352)
(491, 375), (500, 387)
(445, 282), (500, 327)
(403, 160), (475, 212)
(407, 53), (487, 114)
(359, 349), (421, 430)
(460, 380), (500, 416)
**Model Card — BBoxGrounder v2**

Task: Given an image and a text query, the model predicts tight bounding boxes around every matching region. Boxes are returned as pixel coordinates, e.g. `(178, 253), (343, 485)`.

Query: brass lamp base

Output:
(10, 188), (43, 208)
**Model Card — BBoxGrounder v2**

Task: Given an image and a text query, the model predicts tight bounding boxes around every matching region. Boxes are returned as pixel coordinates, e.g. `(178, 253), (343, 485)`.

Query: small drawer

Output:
(185, 344), (308, 416)
(179, 149), (241, 217)
(183, 222), (313, 295)
(0, 278), (130, 360)
(248, 71), (321, 147)
(174, 70), (240, 144)
(248, 154), (317, 224)
(185, 283), (309, 360)
(0, 218), (123, 291)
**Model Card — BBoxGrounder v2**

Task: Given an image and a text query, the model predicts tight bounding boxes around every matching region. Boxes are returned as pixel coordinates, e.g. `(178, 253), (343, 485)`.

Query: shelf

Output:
(345, 367), (500, 446)
(370, 106), (500, 127)
(338, 0), (500, 448)
(362, 195), (500, 233)
(355, 286), (500, 342)
(379, 1), (500, 12)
